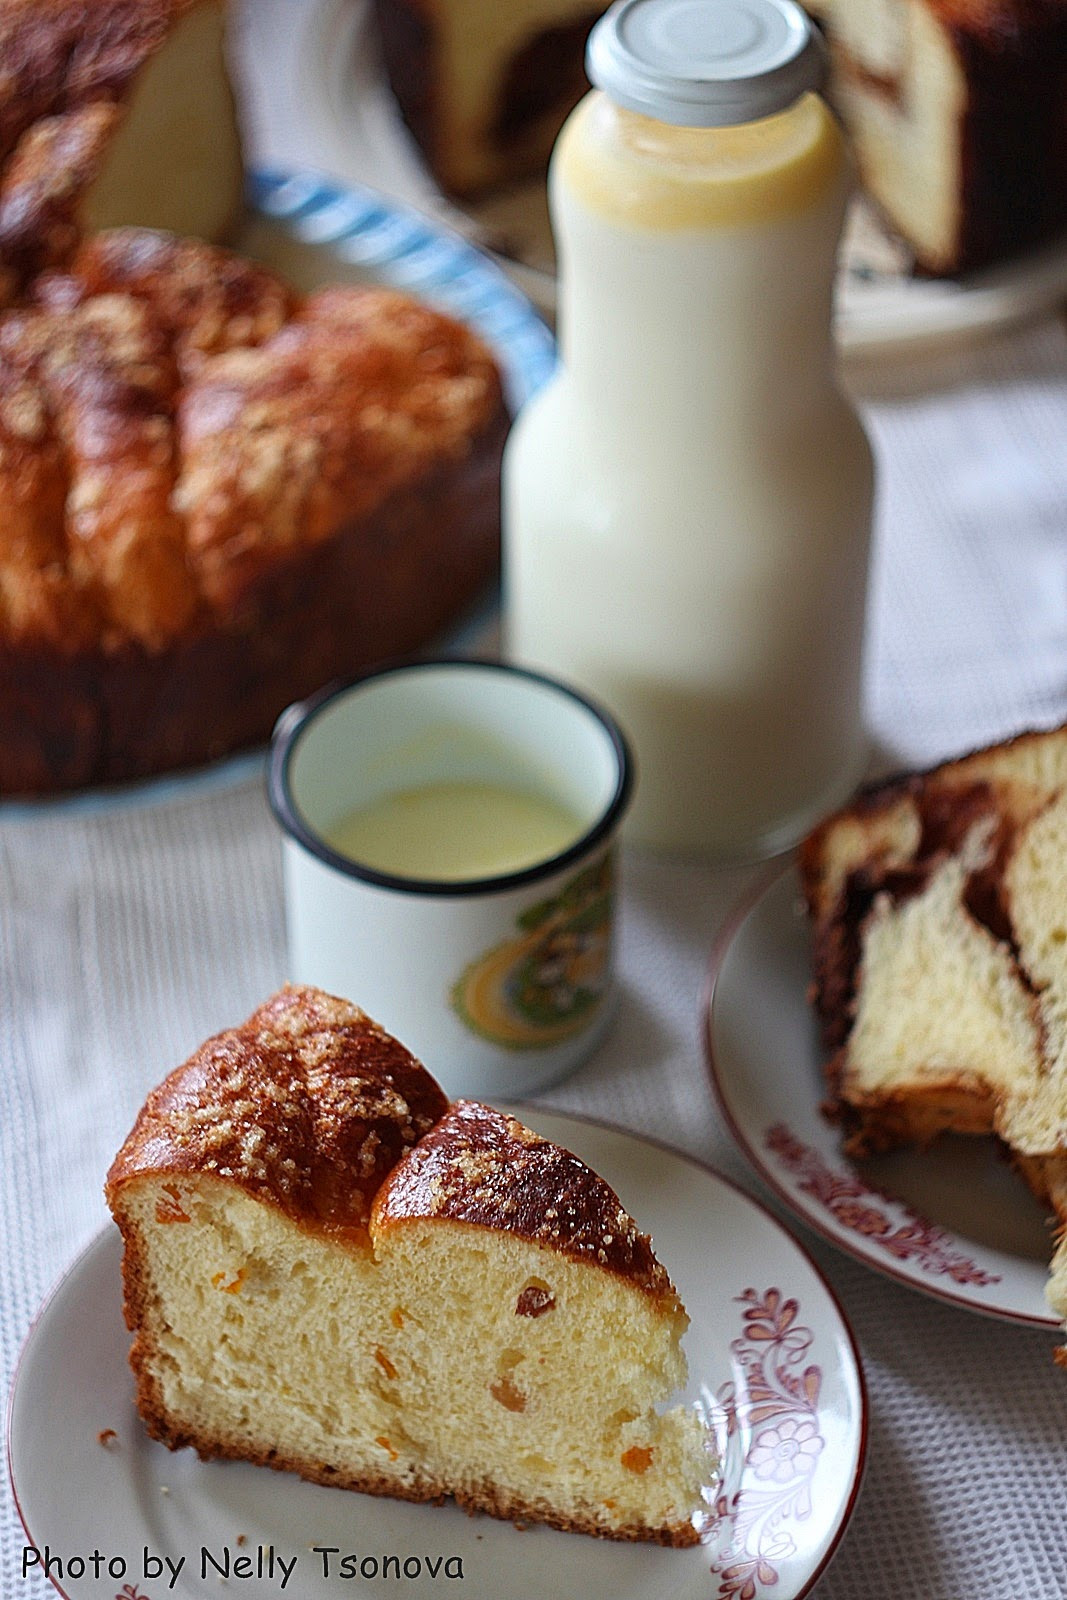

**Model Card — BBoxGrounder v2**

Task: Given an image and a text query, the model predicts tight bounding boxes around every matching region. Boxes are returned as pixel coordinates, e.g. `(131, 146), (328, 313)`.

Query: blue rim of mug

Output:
(267, 659), (634, 899)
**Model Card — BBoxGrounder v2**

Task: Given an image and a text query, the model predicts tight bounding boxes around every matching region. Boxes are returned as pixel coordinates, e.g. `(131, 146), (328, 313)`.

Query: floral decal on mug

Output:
(450, 852), (614, 1049)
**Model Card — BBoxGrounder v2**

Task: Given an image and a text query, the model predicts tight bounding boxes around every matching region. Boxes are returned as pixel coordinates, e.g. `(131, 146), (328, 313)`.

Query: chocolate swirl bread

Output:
(0, 0), (508, 794)
(803, 0), (1067, 274)
(372, 0), (603, 196)
(106, 987), (708, 1543)
(371, 0), (1067, 275)
(800, 724), (1067, 1355)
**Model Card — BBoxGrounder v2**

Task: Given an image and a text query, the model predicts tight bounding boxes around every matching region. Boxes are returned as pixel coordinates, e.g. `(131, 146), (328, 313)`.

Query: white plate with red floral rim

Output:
(705, 865), (1060, 1330)
(8, 1108), (865, 1600)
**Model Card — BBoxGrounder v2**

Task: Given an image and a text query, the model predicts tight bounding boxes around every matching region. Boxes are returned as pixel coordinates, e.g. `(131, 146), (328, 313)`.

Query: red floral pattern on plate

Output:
(705, 1288), (824, 1600)
(765, 1123), (1000, 1286)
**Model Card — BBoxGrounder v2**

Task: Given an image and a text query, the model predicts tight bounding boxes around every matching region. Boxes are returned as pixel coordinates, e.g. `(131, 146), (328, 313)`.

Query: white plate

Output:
(0, 172), (552, 822)
(705, 867), (1058, 1328)
(282, 0), (1067, 354)
(9, 1110), (865, 1600)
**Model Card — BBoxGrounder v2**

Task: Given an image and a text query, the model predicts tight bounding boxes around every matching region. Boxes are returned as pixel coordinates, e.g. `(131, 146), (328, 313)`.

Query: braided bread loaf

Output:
(0, 2), (507, 794)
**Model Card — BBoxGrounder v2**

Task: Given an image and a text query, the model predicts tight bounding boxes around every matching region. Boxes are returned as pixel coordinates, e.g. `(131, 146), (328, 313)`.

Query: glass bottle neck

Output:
(549, 91), (849, 434)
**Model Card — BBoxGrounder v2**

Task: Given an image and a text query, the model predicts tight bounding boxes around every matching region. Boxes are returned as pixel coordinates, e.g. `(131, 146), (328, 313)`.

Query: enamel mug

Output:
(267, 660), (633, 1098)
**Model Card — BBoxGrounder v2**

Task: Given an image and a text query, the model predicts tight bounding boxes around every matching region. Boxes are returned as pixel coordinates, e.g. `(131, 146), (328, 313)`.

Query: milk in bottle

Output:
(504, 0), (874, 858)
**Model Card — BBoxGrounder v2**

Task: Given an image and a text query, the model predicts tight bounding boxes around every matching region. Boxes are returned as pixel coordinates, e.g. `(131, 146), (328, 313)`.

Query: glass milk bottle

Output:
(504, 0), (874, 859)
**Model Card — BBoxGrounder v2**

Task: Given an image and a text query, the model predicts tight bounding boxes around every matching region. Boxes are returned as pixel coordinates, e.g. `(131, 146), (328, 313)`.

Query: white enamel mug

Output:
(267, 660), (633, 1098)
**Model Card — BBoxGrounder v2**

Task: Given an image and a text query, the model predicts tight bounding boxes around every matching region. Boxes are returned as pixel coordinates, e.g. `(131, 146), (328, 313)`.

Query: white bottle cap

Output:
(586, 0), (827, 127)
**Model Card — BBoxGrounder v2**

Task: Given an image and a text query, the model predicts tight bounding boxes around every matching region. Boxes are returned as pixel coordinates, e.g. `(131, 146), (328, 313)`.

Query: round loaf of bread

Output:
(0, 0), (508, 795)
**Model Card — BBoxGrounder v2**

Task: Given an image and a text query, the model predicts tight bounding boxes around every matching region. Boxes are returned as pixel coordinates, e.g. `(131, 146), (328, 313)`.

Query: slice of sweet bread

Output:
(822, 849), (1045, 1149)
(372, 0), (603, 197)
(801, 0), (1067, 274)
(801, 725), (1067, 1155)
(800, 723), (1067, 1353)
(105, 986), (708, 1543)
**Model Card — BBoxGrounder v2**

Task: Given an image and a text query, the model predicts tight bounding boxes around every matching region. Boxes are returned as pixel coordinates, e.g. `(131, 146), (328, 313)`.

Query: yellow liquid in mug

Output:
(324, 781), (584, 882)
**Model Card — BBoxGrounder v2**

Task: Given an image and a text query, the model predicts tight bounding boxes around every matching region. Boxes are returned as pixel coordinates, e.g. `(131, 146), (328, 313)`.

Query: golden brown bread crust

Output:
(178, 283), (504, 614)
(0, 232), (503, 651)
(0, 229), (508, 793)
(106, 986), (451, 1240)
(110, 1011), (680, 1306)
(49, 229), (297, 377)
(375, 1099), (683, 1309)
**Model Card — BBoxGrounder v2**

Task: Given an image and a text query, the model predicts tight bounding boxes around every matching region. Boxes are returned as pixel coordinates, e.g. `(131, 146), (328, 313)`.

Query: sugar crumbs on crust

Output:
(105, 986), (449, 1233)
(375, 1100), (680, 1304)
(0, 231), (502, 653)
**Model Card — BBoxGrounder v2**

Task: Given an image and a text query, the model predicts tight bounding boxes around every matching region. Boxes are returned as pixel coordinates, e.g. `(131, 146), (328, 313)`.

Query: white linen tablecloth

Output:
(3, 5), (1067, 1593)
(4, 319), (1066, 1600)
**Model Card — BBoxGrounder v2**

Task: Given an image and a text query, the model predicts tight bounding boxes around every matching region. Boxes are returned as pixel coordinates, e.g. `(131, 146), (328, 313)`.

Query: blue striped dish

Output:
(248, 168), (557, 412)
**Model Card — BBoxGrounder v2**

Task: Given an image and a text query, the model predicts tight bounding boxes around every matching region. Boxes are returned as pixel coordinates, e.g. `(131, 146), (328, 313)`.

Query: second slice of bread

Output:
(800, 724), (1067, 1352)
